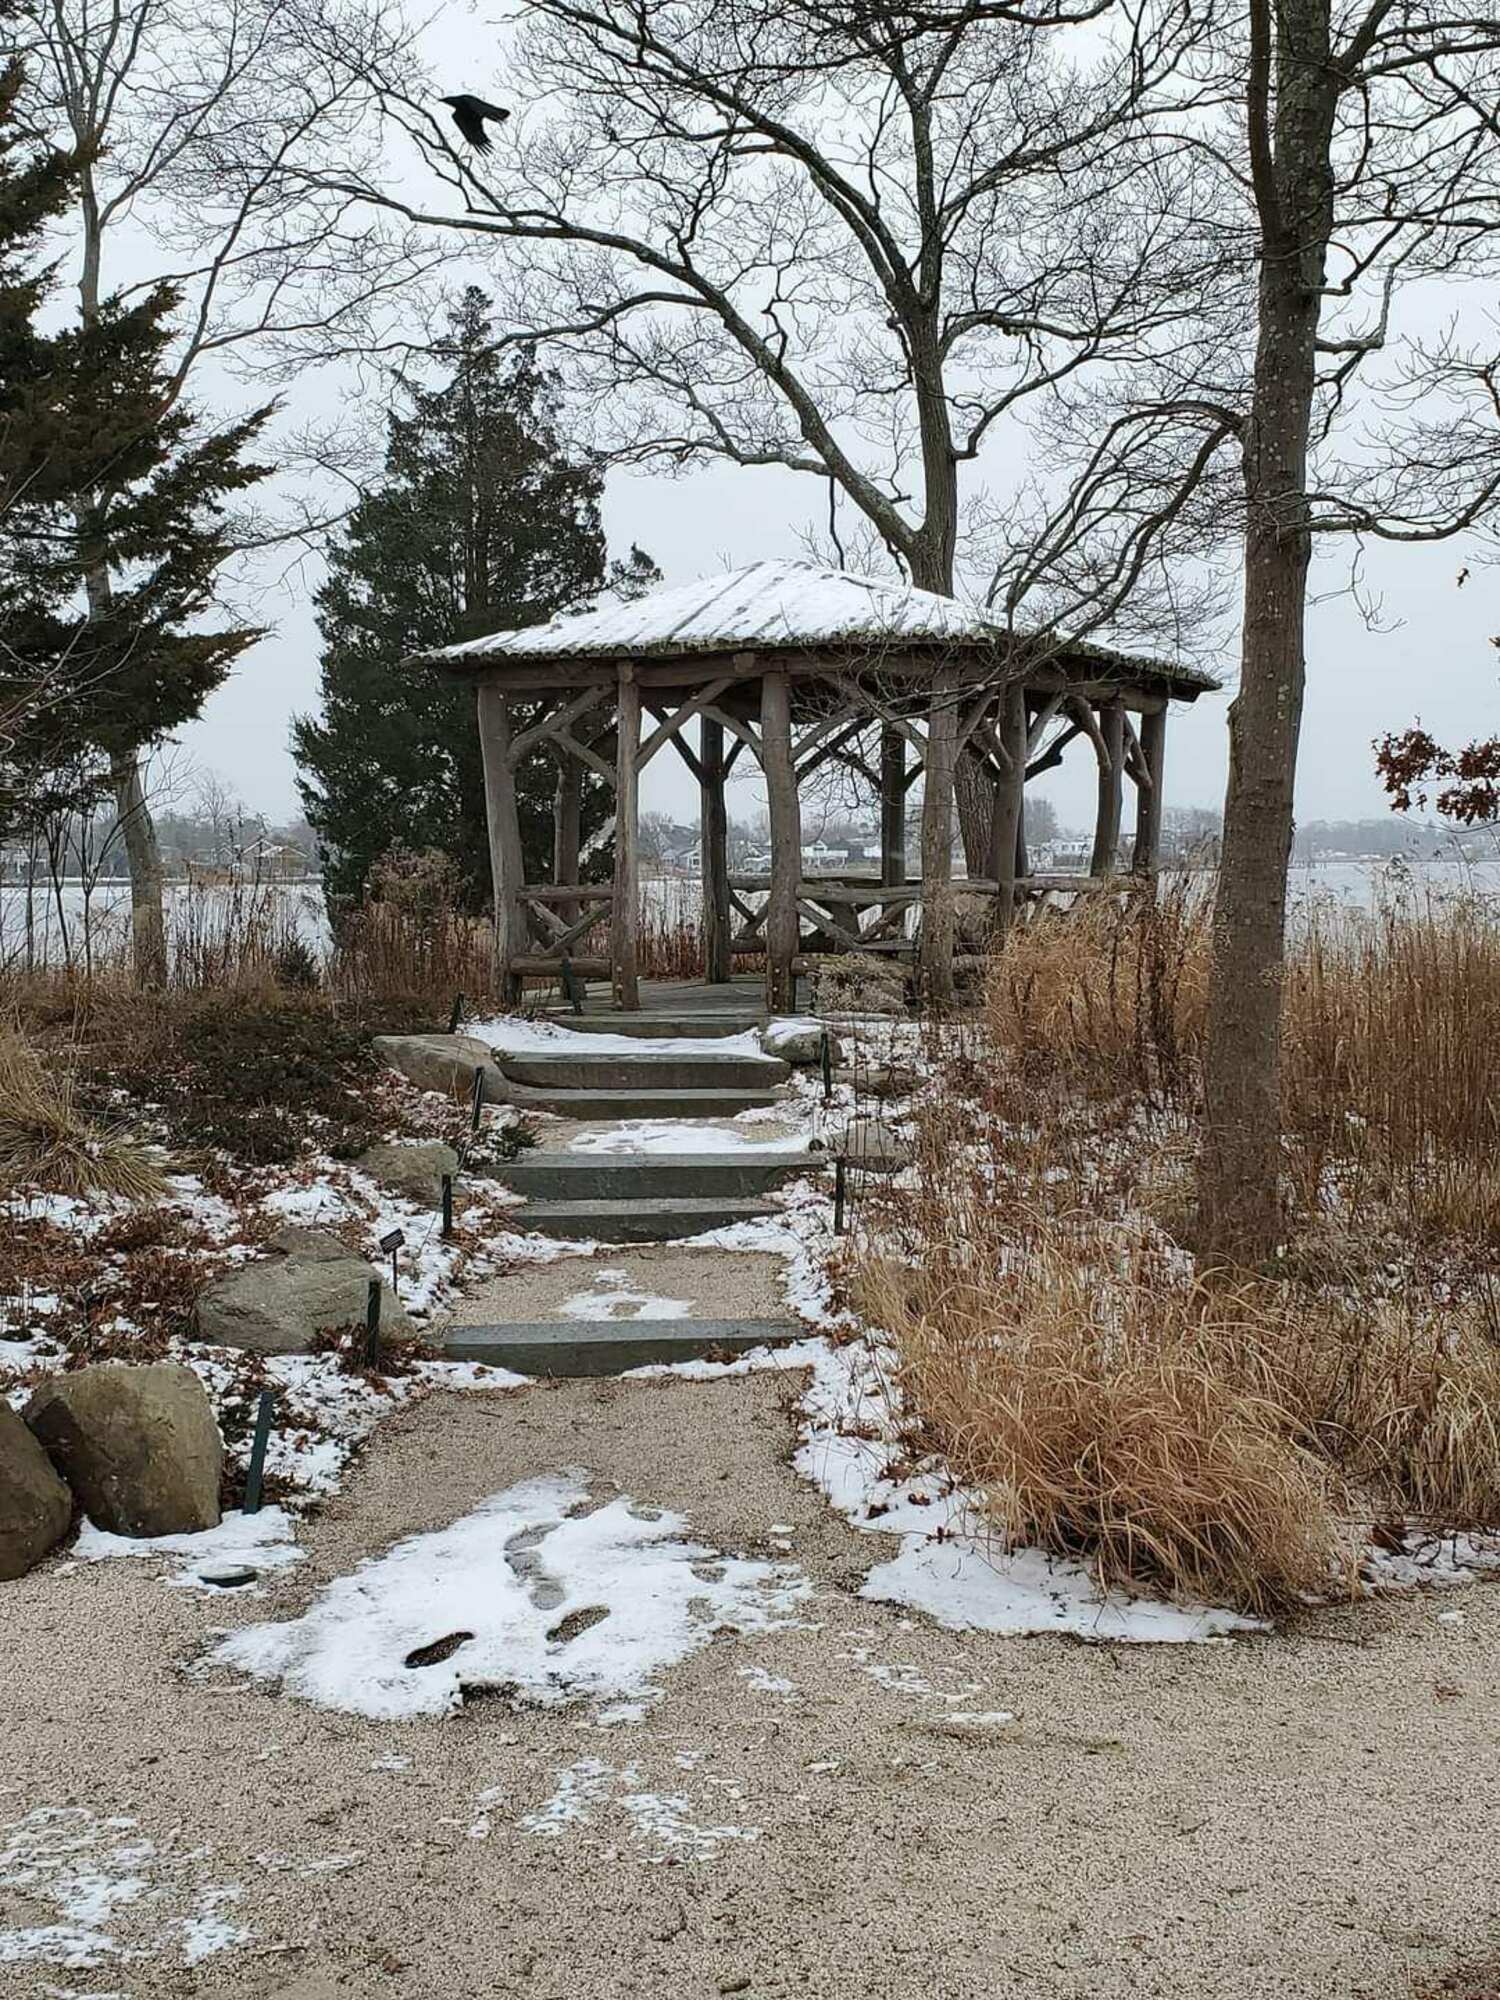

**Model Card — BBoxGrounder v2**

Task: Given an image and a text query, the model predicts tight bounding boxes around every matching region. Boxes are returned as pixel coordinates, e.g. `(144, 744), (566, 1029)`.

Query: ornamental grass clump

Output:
(0, 1024), (163, 1199)
(855, 1235), (1351, 1616)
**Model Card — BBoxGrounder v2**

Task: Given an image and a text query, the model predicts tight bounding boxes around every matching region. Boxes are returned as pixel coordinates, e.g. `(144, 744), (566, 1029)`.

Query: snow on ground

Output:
(210, 1471), (812, 1721)
(465, 1018), (776, 1061)
(518, 1758), (761, 1861)
(70, 1507), (303, 1590)
(0, 1805), (250, 1975)
(560, 1269), (693, 1321)
(567, 1119), (816, 1155)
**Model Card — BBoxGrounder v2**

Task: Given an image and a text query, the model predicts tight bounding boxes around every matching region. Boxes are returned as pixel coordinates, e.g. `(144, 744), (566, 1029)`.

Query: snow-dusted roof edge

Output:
(407, 560), (1220, 698)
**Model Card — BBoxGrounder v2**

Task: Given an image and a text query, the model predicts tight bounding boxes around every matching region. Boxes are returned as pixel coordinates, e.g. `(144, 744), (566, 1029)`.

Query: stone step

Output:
(503, 1195), (783, 1242)
(440, 1318), (805, 1377)
(541, 1011), (764, 1039)
(500, 1151), (820, 1202)
(502, 1083), (786, 1120)
(498, 1050), (789, 1092)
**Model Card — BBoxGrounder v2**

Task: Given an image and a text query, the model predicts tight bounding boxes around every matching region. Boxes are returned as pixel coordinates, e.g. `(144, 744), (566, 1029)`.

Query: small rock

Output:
(26, 1362), (222, 1539)
(760, 1018), (843, 1067)
(195, 1226), (415, 1356)
(373, 1033), (506, 1103)
(834, 1116), (909, 1166)
(356, 1139), (460, 1205)
(200, 1565), (259, 1589)
(0, 1403), (73, 1581)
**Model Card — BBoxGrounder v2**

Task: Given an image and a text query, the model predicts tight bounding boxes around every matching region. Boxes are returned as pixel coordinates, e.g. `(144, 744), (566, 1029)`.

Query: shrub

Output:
(90, 1001), (384, 1164)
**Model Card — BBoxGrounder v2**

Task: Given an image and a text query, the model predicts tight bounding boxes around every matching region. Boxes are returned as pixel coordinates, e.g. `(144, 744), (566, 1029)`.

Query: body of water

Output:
(4, 857), (1496, 971)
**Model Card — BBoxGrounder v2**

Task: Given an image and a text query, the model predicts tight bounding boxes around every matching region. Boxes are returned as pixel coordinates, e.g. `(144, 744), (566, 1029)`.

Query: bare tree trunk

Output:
(953, 751), (994, 875)
(107, 748), (168, 987)
(1197, 0), (1333, 1261)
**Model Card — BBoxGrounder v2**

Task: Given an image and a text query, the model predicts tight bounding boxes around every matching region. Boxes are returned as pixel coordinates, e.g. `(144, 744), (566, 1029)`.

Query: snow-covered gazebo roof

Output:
(413, 560), (1217, 702)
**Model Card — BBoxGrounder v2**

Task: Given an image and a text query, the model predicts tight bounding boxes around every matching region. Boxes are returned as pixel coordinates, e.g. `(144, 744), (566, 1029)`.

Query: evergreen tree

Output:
(294, 288), (657, 910)
(0, 45), (272, 910)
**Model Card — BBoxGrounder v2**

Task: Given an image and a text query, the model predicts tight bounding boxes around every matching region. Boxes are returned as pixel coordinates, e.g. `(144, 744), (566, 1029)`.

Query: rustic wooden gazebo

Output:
(413, 562), (1217, 1011)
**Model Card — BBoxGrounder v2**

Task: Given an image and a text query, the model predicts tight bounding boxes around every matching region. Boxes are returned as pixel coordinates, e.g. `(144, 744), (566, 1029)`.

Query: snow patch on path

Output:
(71, 1508), (303, 1590)
(210, 1472), (811, 1720)
(560, 1269), (693, 1322)
(0, 1807), (249, 1974)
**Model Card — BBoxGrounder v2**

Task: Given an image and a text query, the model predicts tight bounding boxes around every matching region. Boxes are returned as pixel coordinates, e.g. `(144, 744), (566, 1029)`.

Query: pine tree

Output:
(0, 46), (273, 923)
(294, 288), (657, 911)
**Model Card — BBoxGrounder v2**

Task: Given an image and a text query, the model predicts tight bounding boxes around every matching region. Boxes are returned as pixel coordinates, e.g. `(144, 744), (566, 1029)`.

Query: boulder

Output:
(355, 1139), (460, 1205)
(834, 1115), (910, 1168)
(761, 1018), (845, 1068)
(194, 1225), (415, 1356)
(0, 1403), (73, 1580)
(25, 1363), (221, 1539)
(373, 1033), (507, 1104)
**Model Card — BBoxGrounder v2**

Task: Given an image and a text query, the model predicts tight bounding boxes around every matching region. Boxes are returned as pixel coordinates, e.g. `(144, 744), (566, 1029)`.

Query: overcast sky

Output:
(178, 452), (1495, 841)
(137, 0), (1495, 845)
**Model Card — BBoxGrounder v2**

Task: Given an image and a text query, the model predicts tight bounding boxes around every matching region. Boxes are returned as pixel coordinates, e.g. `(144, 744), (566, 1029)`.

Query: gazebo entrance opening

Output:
(414, 563), (1217, 1012)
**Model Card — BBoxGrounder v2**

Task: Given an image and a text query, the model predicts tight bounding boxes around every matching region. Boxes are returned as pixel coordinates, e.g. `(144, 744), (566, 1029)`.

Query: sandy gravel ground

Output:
(3, 1369), (1497, 2000)
(445, 1247), (789, 1323)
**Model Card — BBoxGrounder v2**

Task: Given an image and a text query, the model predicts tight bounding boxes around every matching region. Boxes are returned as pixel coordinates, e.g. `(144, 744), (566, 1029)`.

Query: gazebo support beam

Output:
(761, 669), (801, 1013)
(1132, 703), (1167, 873)
(700, 715), (732, 983)
(880, 725), (906, 887)
(553, 752), (581, 888)
(477, 685), (526, 1005)
(1091, 699), (1125, 876)
(988, 682), (1027, 937)
(612, 663), (641, 1009)
(919, 666), (959, 1004)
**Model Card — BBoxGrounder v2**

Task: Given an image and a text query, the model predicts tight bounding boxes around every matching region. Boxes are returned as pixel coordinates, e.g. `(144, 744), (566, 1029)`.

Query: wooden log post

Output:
(1090, 699), (1126, 877)
(919, 666), (959, 1005)
(477, 684), (526, 1006)
(611, 663), (641, 1010)
(880, 724), (906, 887)
(987, 682), (1027, 938)
(700, 715), (732, 984)
(1131, 704), (1167, 874)
(761, 669), (801, 1013)
(552, 751), (582, 888)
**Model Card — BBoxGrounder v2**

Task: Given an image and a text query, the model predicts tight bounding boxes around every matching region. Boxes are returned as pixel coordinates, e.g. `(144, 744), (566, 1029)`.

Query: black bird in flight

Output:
(440, 94), (511, 153)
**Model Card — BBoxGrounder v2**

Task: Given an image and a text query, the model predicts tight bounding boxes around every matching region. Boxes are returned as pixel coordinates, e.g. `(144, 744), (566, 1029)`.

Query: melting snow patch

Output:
(624, 1335), (826, 1382)
(560, 1269), (693, 1322)
(568, 1120), (812, 1156)
(519, 1760), (760, 1862)
(71, 1508), (302, 1590)
(0, 1807), (249, 1973)
(210, 1472), (811, 1720)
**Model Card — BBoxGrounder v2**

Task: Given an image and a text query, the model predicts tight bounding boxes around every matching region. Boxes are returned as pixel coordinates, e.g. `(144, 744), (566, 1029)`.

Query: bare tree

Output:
(276, 0), (1226, 861)
(13, 0), (421, 980)
(1195, 0), (1500, 1257)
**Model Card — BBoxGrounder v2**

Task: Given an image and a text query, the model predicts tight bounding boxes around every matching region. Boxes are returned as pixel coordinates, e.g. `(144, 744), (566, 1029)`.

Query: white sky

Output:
(179, 452), (1495, 839)
(125, 1), (1492, 841)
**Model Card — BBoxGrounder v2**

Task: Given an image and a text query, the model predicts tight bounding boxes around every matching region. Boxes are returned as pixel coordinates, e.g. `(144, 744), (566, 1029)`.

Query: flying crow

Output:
(440, 94), (511, 153)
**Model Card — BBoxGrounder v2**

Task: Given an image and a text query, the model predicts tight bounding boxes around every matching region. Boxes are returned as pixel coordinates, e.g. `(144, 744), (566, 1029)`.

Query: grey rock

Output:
(373, 1033), (507, 1103)
(0, 1403), (73, 1580)
(834, 1115), (910, 1166)
(194, 1226), (415, 1356)
(355, 1139), (460, 1205)
(761, 1018), (844, 1067)
(25, 1362), (221, 1539)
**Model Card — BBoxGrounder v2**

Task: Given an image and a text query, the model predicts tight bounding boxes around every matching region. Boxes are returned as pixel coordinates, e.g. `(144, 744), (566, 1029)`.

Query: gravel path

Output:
(2, 1367), (1495, 2000)
(446, 1246), (789, 1323)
